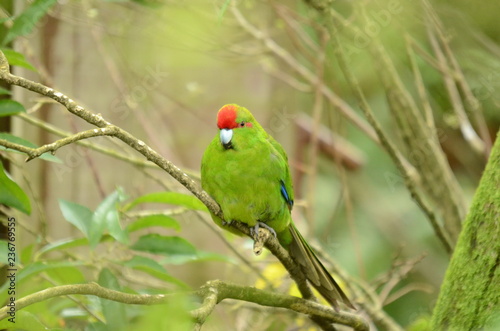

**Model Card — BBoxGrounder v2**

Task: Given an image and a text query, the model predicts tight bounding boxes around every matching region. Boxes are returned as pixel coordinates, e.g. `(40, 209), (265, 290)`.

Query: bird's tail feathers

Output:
(288, 224), (354, 309)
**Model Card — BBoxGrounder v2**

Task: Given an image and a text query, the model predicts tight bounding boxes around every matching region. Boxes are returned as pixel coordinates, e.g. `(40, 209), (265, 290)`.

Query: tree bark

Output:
(431, 129), (500, 329)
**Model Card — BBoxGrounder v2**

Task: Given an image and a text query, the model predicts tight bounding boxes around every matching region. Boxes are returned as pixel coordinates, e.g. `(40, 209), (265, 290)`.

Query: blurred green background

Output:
(0, 0), (499, 330)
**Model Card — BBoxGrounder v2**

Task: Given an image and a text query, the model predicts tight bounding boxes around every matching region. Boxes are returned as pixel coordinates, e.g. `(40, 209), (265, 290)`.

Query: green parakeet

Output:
(201, 104), (353, 309)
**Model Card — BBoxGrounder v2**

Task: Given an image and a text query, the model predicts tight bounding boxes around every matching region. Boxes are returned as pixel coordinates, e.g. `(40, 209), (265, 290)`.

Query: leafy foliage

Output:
(0, 48), (37, 71)
(1, 0), (58, 46)
(0, 162), (30, 214)
(0, 99), (25, 117)
(124, 191), (208, 212)
(0, 185), (228, 329)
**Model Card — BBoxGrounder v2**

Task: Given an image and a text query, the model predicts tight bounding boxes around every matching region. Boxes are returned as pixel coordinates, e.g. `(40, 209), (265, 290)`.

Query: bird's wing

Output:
(268, 135), (294, 209)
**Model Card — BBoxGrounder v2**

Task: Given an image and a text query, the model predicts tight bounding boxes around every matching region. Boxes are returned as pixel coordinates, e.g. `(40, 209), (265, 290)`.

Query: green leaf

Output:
(0, 49), (37, 71)
(122, 256), (189, 288)
(98, 268), (127, 329)
(0, 260), (85, 296)
(59, 199), (93, 238)
(0, 132), (62, 163)
(0, 86), (11, 95)
(60, 307), (88, 318)
(59, 190), (127, 249)
(123, 255), (165, 273)
(130, 234), (196, 256)
(3, 0), (58, 45)
(92, 189), (128, 247)
(127, 214), (181, 232)
(0, 99), (25, 117)
(128, 294), (192, 331)
(85, 322), (108, 331)
(105, 207), (129, 245)
(0, 240), (9, 264)
(16, 261), (84, 283)
(130, 234), (232, 265)
(45, 265), (85, 284)
(0, 310), (47, 331)
(0, 162), (31, 214)
(98, 268), (121, 290)
(36, 237), (89, 257)
(161, 250), (234, 265)
(21, 243), (34, 264)
(125, 192), (207, 212)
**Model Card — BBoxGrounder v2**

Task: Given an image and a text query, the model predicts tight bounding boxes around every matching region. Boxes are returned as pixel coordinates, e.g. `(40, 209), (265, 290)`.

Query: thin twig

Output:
(422, 0), (491, 156)
(425, 14), (485, 155)
(231, 3), (379, 144)
(315, 6), (453, 253)
(406, 35), (436, 130)
(377, 254), (427, 304)
(1, 127), (118, 161)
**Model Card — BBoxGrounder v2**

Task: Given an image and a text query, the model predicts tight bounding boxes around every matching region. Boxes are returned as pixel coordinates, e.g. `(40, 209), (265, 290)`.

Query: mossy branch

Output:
(431, 129), (500, 329)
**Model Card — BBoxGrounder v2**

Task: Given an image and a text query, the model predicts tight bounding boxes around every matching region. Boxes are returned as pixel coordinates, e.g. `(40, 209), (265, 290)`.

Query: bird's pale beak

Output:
(220, 129), (233, 149)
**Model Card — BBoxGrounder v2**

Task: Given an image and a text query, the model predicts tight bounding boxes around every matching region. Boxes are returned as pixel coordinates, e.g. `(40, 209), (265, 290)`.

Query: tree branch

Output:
(0, 50), (365, 329)
(16, 111), (169, 171)
(1, 127), (118, 161)
(0, 50), (220, 220)
(196, 280), (368, 330)
(303, 0), (460, 251)
(0, 281), (368, 330)
(431, 128), (500, 329)
(0, 283), (165, 321)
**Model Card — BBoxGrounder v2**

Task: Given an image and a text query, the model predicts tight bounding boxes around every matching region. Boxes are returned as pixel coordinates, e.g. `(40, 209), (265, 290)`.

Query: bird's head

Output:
(216, 104), (255, 149)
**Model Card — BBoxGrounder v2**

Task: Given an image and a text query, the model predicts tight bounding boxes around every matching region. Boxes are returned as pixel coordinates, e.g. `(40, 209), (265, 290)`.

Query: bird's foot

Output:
(249, 222), (277, 239)
(250, 222), (277, 256)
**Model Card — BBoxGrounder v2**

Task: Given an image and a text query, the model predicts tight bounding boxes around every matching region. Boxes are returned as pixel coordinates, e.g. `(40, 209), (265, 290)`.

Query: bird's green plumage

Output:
(201, 104), (353, 309)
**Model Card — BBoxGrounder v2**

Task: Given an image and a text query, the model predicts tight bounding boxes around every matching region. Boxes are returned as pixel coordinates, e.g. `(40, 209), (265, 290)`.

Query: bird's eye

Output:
(239, 121), (245, 127)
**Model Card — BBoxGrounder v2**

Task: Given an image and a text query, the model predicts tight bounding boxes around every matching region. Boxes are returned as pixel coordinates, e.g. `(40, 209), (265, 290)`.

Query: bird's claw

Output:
(250, 222), (277, 256)
(250, 222), (277, 239)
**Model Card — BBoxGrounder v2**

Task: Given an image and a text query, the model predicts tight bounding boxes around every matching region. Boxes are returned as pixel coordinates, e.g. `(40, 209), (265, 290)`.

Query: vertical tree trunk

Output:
(431, 130), (500, 329)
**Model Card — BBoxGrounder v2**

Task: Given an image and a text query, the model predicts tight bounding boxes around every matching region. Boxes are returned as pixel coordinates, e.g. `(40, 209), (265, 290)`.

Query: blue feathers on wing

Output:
(280, 180), (293, 210)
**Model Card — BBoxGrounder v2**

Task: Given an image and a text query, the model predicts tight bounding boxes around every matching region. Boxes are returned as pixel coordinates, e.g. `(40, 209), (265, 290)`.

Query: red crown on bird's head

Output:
(217, 104), (238, 129)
